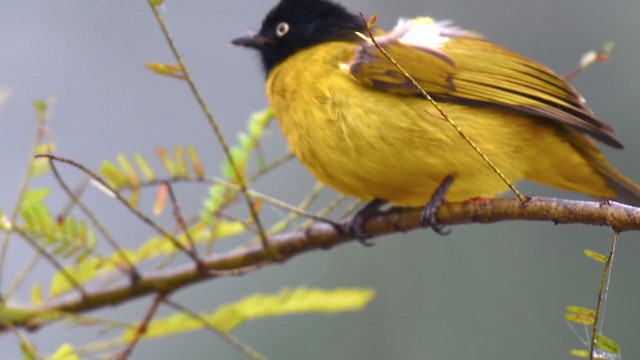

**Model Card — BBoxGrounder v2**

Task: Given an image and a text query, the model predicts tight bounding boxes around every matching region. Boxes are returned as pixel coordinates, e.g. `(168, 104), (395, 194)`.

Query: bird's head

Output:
(232, 0), (365, 74)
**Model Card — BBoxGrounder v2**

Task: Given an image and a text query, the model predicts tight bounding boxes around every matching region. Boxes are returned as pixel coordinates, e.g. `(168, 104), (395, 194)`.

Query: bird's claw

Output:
(420, 175), (454, 236)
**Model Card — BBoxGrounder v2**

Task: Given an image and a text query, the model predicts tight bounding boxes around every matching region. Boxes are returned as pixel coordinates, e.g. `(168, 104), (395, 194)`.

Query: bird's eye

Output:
(275, 22), (290, 37)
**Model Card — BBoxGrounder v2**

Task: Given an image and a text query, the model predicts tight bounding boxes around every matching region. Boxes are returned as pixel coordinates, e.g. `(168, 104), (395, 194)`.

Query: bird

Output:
(232, 0), (640, 237)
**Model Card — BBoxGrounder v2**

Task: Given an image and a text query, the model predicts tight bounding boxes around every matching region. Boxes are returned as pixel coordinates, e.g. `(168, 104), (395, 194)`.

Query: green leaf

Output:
(33, 99), (47, 113)
(174, 146), (188, 177)
(156, 147), (177, 177)
(566, 306), (595, 317)
(49, 258), (105, 297)
(30, 143), (58, 178)
(19, 337), (38, 360)
(186, 145), (204, 179)
(117, 153), (139, 187)
(603, 41), (615, 53)
(21, 203), (56, 242)
(134, 153), (155, 181)
(247, 108), (274, 138)
(122, 287), (374, 341)
(594, 333), (621, 354)
(28, 158), (52, 178)
(584, 249), (607, 263)
(564, 313), (594, 326)
(19, 188), (50, 211)
(31, 284), (43, 305)
(568, 349), (589, 358)
(100, 160), (126, 189)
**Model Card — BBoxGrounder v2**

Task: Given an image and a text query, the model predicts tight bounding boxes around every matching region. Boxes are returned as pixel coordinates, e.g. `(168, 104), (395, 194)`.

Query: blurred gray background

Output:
(1, 0), (640, 359)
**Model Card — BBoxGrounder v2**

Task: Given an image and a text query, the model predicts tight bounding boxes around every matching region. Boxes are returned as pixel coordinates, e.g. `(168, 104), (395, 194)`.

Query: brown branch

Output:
(3, 197), (639, 332)
(115, 293), (164, 360)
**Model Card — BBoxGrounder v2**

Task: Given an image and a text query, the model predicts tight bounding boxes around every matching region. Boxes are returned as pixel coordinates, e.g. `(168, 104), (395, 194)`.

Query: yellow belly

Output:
(266, 43), (614, 206)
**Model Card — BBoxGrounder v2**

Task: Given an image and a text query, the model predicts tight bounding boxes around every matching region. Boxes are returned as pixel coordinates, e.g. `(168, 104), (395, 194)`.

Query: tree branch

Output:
(4, 196), (639, 332)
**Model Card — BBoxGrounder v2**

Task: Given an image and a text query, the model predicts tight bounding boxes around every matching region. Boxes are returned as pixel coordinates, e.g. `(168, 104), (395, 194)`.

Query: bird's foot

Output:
(420, 175), (454, 235)
(348, 199), (388, 246)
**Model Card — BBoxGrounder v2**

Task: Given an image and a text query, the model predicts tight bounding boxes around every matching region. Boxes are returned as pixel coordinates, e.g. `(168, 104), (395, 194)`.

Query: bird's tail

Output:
(590, 155), (640, 207)
(568, 130), (640, 207)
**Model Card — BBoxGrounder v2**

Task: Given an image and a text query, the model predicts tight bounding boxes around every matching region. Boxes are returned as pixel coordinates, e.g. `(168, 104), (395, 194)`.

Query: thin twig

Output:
(164, 298), (267, 360)
(589, 231), (618, 359)
(115, 293), (165, 360)
(139, 176), (333, 225)
(564, 44), (612, 82)
(56, 176), (90, 220)
(358, 13), (525, 202)
(47, 157), (141, 283)
(3, 254), (39, 300)
(164, 181), (198, 256)
(8, 326), (47, 360)
(255, 182), (327, 244)
(13, 229), (88, 300)
(146, 1), (276, 261)
(0, 106), (51, 301)
(301, 193), (348, 230)
(248, 153), (295, 183)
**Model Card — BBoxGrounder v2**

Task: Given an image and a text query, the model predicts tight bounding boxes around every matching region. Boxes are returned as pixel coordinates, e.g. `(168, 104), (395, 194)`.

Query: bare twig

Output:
(0, 101), (53, 301)
(164, 298), (267, 360)
(164, 181), (198, 257)
(589, 231), (618, 359)
(146, 1), (276, 261)
(13, 229), (88, 300)
(47, 157), (141, 283)
(116, 293), (164, 360)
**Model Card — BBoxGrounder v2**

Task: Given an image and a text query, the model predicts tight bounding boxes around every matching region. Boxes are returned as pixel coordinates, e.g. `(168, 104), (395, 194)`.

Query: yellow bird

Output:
(232, 0), (640, 237)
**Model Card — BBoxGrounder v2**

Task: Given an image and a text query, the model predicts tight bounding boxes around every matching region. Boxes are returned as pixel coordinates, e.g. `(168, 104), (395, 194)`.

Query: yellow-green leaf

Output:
(568, 349), (590, 358)
(584, 249), (607, 263)
(28, 157), (52, 178)
(564, 313), (594, 325)
(174, 146), (188, 177)
(566, 306), (595, 317)
(117, 153), (139, 188)
(100, 160), (126, 189)
(31, 284), (43, 305)
(186, 145), (204, 179)
(134, 153), (155, 181)
(49, 258), (104, 297)
(156, 147), (177, 177)
(594, 333), (621, 354)
(19, 188), (50, 211)
(50, 343), (79, 360)
(602, 41), (615, 54)
(122, 287), (374, 341)
(33, 99), (47, 113)
(144, 63), (185, 80)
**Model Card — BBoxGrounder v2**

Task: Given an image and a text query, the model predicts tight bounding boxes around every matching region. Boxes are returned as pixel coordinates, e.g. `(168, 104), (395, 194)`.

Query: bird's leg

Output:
(349, 199), (388, 246)
(420, 175), (454, 235)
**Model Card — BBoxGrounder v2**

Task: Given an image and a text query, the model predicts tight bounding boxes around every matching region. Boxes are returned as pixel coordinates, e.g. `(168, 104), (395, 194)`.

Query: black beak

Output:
(231, 33), (272, 49)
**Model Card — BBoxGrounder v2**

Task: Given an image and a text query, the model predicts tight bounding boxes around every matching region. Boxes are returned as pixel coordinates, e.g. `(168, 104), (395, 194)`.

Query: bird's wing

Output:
(345, 18), (622, 148)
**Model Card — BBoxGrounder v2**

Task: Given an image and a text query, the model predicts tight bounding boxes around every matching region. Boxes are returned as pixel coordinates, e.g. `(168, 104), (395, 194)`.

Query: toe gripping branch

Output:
(347, 175), (455, 245)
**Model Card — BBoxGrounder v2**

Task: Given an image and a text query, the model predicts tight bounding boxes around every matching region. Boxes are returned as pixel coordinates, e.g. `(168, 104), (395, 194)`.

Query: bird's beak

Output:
(231, 32), (272, 49)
